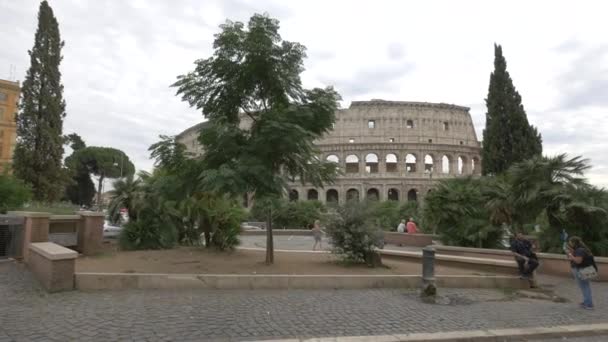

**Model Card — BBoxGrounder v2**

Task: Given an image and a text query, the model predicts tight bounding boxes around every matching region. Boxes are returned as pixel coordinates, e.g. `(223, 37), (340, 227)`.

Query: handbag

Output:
(578, 265), (598, 280)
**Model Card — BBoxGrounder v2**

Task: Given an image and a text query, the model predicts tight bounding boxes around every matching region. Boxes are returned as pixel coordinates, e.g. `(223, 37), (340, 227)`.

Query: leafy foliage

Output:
(482, 44), (542, 175)
(172, 13), (341, 263)
(64, 133), (95, 206)
(0, 174), (31, 213)
(424, 177), (504, 248)
(13, 1), (68, 201)
(424, 154), (608, 256)
(250, 199), (326, 229)
(508, 154), (608, 255)
(112, 135), (245, 251)
(323, 201), (385, 266)
(366, 200), (421, 231)
(69, 146), (135, 206)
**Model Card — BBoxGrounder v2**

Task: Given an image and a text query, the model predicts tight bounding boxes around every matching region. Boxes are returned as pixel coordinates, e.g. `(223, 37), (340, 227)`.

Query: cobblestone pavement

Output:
(1, 260), (607, 342)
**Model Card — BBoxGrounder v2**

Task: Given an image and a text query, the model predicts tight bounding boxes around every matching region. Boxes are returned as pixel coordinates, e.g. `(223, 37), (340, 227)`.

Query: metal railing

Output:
(0, 215), (24, 259)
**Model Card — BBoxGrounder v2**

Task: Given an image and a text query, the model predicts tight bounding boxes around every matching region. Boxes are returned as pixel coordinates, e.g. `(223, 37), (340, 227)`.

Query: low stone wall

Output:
(75, 273), (526, 291)
(379, 249), (519, 276)
(28, 242), (77, 292)
(383, 232), (439, 247)
(241, 229), (312, 236)
(434, 245), (608, 281)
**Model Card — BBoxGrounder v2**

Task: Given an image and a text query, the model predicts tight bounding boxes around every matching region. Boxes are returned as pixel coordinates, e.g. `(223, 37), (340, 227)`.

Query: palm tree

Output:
(107, 172), (146, 224)
(508, 154), (608, 254)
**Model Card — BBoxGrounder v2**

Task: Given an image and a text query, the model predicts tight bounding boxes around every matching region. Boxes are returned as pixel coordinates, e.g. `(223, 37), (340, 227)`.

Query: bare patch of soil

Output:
(77, 243), (497, 276)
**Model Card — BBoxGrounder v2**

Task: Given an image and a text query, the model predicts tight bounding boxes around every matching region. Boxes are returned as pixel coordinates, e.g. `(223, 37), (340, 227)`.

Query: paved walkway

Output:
(239, 235), (423, 253)
(1, 260), (607, 341)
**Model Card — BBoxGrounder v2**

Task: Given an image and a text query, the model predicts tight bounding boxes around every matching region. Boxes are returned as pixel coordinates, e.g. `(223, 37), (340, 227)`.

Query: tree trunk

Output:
(265, 207), (274, 265)
(97, 174), (105, 208)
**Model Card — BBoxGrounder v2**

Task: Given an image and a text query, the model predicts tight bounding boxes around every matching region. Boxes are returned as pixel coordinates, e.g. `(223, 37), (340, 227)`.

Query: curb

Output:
(74, 273), (527, 291)
(250, 322), (608, 341)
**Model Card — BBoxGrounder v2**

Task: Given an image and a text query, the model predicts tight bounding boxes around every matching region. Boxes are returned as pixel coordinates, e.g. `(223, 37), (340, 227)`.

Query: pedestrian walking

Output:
(510, 232), (539, 287)
(567, 236), (598, 310)
(312, 220), (324, 251)
(397, 219), (406, 233)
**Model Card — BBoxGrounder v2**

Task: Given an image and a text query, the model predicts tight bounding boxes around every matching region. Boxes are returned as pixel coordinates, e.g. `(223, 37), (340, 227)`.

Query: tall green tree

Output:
(482, 44), (542, 175)
(173, 14), (340, 264)
(71, 147), (135, 207)
(13, 1), (68, 201)
(64, 133), (95, 206)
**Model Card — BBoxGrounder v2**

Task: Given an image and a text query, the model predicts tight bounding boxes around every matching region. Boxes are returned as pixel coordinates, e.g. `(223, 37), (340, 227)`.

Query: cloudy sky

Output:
(1, 0), (607, 187)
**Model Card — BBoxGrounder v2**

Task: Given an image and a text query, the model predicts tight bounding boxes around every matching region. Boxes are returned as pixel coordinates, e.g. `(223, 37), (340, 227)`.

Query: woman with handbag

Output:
(567, 236), (598, 310)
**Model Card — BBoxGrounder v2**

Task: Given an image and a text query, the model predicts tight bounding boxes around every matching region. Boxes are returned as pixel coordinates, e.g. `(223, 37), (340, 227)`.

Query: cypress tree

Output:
(482, 44), (542, 175)
(13, 1), (68, 201)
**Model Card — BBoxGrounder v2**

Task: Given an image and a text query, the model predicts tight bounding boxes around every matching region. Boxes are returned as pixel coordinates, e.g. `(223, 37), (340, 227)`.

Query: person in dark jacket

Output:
(567, 236), (598, 310)
(510, 232), (539, 287)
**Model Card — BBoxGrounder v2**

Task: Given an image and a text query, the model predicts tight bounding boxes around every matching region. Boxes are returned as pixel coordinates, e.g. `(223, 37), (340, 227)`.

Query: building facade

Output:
(176, 99), (482, 204)
(0, 79), (20, 173)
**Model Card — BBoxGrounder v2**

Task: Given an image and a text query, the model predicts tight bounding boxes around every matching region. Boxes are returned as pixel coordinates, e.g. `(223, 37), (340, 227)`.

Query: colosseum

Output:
(176, 99), (482, 205)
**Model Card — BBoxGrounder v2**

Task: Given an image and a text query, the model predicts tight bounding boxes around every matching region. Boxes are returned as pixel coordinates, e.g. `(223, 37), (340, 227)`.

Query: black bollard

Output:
(421, 246), (437, 297)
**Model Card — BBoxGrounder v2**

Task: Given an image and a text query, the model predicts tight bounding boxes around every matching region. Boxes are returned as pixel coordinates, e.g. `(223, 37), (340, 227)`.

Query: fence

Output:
(0, 215), (25, 259)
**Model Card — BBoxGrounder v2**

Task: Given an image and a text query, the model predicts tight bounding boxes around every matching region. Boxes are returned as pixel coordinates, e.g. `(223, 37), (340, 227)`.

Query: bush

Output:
(323, 201), (384, 266)
(424, 178), (503, 248)
(250, 198), (326, 229)
(208, 200), (245, 250)
(118, 216), (177, 250)
(366, 200), (421, 231)
(0, 174), (31, 213)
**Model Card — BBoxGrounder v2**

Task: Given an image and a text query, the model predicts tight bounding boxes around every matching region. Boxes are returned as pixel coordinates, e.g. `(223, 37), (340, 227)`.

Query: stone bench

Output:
(28, 242), (77, 292)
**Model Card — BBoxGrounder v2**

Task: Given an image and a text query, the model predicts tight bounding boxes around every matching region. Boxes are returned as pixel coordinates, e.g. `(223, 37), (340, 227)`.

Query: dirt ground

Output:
(76, 242), (495, 276)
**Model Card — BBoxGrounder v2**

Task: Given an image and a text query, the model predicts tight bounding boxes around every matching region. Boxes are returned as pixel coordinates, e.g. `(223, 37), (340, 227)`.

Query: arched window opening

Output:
(345, 154), (359, 173)
(424, 154), (434, 173)
(388, 188), (399, 201)
(386, 153), (398, 172)
(406, 154), (417, 173)
(407, 189), (418, 202)
(326, 189), (339, 204)
(346, 188), (360, 202)
(442, 155), (450, 174)
(406, 120), (414, 129)
(458, 156), (466, 175)
(367, 188), (379, 201)
(472, 157), (480, 174)
(326, 154), (339, 163)
(289, 190), (299, 202)
(307, 189), (318, 201)
(365, 153), (379, 173)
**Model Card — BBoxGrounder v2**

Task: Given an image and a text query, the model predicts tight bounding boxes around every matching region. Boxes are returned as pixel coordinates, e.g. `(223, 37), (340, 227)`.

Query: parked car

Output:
(240, 222), (266, 230)
(103, 220), (122, 238)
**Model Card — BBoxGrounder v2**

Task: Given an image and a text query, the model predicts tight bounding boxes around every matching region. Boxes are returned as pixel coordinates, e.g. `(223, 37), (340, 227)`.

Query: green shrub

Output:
(323, 201), (384, 266)
(251, 198), (326, 229)
(119, 215), (177, 250)
(365, 200), (421, 231)
(0, 174), (32, 213)
(209, 200), (245, 250)
(424, 178), (503, 248)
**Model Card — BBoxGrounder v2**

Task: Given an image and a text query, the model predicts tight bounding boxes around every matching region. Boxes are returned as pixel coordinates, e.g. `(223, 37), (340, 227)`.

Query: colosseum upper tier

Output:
(176, 99), (482, 205)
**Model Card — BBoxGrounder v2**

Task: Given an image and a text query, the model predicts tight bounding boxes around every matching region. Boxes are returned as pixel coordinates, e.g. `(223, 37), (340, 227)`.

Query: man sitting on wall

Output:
(510, 232), (539, 287)
(406, 218), (418, 234)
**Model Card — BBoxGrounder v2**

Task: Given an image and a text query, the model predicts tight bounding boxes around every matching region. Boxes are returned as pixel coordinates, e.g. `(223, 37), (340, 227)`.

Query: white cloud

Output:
(1, 0), (607, 187)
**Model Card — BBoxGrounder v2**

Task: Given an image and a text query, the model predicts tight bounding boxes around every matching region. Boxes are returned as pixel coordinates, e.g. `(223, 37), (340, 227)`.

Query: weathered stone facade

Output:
(176, 100), (481, 204)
